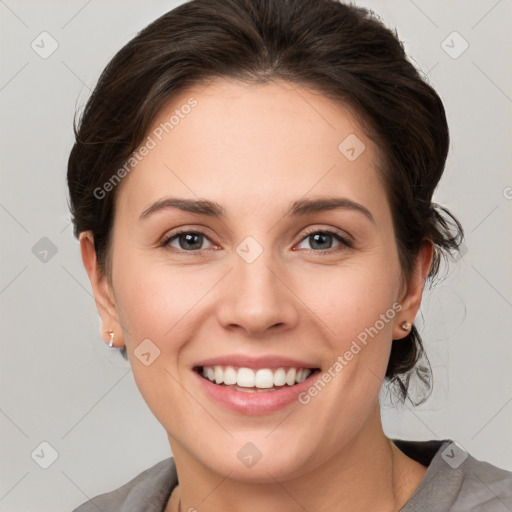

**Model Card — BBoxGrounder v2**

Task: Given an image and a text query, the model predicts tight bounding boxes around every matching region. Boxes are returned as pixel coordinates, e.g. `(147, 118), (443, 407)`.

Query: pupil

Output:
(181, 233), (202, 250)
(310, 233), (331, 250)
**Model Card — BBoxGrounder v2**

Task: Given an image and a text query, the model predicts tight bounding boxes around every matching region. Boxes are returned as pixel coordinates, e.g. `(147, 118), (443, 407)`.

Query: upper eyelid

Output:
(299, 225), (351, 241)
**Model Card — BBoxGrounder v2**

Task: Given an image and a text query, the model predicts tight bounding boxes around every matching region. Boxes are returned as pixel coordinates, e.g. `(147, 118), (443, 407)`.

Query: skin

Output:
(80, 78), (433, 512)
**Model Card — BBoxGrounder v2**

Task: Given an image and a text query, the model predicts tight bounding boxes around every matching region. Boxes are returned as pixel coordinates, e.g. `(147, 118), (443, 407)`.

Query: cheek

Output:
(111, 260), (204, 423)
(113, 256), (214, 343)
(290, 255), (402, 413)
(295, 256), (400, 337)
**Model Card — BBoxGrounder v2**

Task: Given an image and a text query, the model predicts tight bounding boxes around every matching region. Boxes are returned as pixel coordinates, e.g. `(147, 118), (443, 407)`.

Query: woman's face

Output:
(84, 78), (426, 481)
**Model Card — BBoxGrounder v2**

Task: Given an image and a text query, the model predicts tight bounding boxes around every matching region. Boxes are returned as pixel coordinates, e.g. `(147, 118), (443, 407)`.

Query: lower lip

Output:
(193, 369), (321, 415)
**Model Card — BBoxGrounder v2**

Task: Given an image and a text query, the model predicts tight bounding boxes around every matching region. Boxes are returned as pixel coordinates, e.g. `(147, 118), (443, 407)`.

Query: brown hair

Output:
(67, 0), (464, 404)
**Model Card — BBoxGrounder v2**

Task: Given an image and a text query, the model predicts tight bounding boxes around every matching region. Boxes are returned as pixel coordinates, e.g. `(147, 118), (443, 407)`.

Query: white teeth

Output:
(223, 365), (237, 385)
(285, 368), (296, 386)
(214, 366), (223, 384)
(273, 368), (287, 387)
(200, 365), (314, 388)
(237, 367), (255, 387)
(301, 370), (311, 382)
(255, 369), (274, 389)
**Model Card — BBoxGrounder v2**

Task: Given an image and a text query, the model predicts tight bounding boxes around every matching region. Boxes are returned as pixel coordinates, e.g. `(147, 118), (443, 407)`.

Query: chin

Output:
(196, 435), (317, 484)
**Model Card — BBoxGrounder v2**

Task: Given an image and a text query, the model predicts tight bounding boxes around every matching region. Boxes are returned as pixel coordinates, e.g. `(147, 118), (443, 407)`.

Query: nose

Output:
(217, 247), (299, 338)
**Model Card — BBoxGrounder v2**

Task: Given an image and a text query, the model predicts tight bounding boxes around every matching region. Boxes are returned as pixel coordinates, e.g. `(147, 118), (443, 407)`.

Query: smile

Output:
(196, 365), (319, 392)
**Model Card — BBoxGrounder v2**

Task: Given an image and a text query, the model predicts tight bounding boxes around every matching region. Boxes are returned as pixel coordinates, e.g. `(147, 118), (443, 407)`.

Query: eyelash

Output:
(160, 227), (353, 255)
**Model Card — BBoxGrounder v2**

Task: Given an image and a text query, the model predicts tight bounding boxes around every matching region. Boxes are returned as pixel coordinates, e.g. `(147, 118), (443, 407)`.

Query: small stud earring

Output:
(108, 330), (115, 348)
(400, 321), (411, 332)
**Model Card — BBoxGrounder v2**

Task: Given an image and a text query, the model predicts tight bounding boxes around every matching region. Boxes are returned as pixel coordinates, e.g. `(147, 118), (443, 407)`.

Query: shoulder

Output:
(395, 439), (512, 511)
(452, 446), (512, 511)
(71, 457), (177, 512)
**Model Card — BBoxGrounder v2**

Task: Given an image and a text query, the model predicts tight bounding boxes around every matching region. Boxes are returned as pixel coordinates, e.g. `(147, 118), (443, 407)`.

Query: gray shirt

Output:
(72, 439), (512, 511)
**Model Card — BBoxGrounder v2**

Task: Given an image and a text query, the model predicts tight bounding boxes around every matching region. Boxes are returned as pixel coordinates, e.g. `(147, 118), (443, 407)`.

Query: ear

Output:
(79, 231), (124, 348)
(394, 240), (434, 340)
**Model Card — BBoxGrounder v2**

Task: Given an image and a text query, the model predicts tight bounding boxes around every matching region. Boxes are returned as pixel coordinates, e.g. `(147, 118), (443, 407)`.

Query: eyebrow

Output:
(139, 196), (374, 223)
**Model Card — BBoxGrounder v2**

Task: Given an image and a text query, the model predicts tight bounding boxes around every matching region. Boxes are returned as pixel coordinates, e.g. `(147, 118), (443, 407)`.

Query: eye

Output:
(294, 228), (352, 253)
(161, 227), (352, 255)
(161, 229), (214, 253)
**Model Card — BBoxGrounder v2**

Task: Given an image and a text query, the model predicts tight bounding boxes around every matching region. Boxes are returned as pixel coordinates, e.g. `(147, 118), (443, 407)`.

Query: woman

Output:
(67, 0), (512, 510)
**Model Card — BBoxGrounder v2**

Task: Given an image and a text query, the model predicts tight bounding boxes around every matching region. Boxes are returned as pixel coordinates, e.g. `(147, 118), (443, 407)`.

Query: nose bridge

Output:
(236, 237), (276, 291)
(218, 232), (298, 335)
(234, 233), (281, 304)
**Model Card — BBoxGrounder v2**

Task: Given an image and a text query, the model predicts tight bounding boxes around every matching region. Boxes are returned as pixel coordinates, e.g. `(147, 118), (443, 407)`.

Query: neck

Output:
(167, 407), (427, 512)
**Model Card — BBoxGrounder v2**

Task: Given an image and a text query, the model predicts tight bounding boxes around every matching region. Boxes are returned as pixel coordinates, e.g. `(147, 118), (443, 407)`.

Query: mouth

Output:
(193, 365), (322, 393)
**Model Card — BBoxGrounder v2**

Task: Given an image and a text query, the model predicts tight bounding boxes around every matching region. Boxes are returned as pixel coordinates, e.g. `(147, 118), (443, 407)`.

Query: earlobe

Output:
(399, 321), (411, 332)
(394, 241), (434, 340)
(79, 231), (124, 347)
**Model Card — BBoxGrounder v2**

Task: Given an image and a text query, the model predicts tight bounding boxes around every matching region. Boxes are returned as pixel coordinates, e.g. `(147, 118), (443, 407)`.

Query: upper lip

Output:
(193, 354), (320, 370)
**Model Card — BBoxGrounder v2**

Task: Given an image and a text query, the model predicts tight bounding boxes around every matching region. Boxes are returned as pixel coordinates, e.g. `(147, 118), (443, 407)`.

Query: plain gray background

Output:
(1, 1), (511, 511)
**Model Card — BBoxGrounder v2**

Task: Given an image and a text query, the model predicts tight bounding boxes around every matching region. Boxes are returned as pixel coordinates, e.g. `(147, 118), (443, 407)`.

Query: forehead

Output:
(118, 78), (387, 220)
